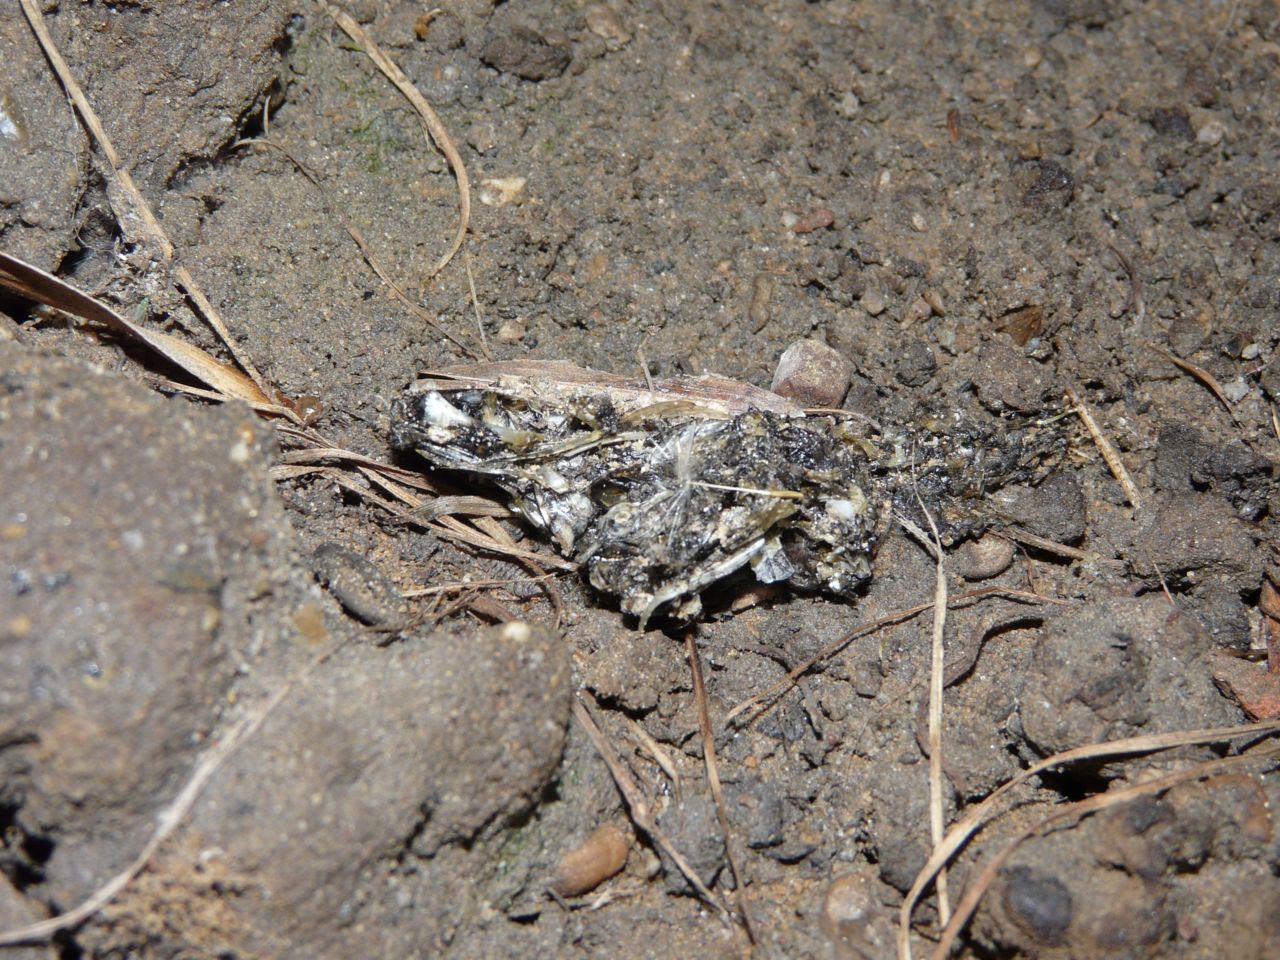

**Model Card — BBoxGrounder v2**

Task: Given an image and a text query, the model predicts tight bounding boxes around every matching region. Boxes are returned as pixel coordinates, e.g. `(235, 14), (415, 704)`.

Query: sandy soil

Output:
(2, 2), (1279, 958)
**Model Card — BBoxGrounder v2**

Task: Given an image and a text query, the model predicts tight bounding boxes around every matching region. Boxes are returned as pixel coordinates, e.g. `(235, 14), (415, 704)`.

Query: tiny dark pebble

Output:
(892, 338), (936, 388)
(1002, 865), (1073, 945)
(1146, 106), (1194, 140)
(876, 836), (927, 894)
(1019, 159), (1074, 211)
(312, 542), (406, 629)
(729, 777), (784, 849)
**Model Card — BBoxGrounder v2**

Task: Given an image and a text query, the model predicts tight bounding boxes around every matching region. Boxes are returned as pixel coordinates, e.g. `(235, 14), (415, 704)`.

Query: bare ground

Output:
(2, 1), (1280, 958)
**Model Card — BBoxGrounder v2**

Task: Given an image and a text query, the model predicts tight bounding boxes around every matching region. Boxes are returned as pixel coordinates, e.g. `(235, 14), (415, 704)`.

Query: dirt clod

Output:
(1001, 866), (1073, 946)
(480, 25), (571, 81)
(1019, 596), (1236, 758)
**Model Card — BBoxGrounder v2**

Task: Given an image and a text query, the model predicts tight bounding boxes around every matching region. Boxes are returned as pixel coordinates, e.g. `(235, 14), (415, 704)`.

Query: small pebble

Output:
(821, 871), (894, 958)
(862, 290), (887, 316)
(1196, 118), (1226, 146)
(478, 176), (527, 207)
(904, 296), (933, 324)
(748, 272), (774, 332)
(958, 533), (1016, 580)
(497, 318), (527, 344)
(1222, 377), (1250, 403)
(584, 4), (631, 47)
(551, 823), (630, 896)
(771, 339), (853, 408)
(792, 207), (835, 234)
(479, 26), (571, 81)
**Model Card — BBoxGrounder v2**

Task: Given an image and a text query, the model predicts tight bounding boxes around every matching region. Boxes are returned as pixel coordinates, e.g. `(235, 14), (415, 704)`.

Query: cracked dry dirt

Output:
(2, 2), (1280, 958)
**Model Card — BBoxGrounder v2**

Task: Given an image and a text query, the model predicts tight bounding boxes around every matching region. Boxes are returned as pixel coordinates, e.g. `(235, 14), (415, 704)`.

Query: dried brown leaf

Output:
(0, 252), (277, 410)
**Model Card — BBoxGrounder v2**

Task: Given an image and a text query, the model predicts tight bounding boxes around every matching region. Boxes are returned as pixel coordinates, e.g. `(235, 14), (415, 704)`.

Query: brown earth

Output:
(2, 1), (1279, 958)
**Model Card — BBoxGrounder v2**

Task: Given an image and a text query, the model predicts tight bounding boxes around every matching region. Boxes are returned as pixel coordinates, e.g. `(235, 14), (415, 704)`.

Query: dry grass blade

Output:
(401, 572), (557, 599)
(928, 736), (1280, 960)
(0, 252), (284, 413)
(908, 502), (953, 926)
(686, 634), (757, 943)
(1143, 338), (1244, 427)
(625, 717), (683, 797)
(408, 495), (514, 522)
(19, 0), (271, 395)
(897, 717), (1280, 960)
(276, 442), (445, 491)
(572, 695), (732, 923)
(323, 3), (470, 280)
(463, 251), (494, 359)
(1065, 384), (1142, 509)
(317, 468), (576, 570)
(144, 375), (297, 418)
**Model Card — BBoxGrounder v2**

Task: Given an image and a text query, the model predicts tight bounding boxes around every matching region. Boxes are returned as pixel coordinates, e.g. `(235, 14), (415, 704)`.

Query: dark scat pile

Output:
(391, 386), (1063, 625)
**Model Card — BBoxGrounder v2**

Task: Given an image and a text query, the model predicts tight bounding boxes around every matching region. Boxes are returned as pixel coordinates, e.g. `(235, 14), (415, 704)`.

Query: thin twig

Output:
(928, 738), (1280, 960)
(572, 695), (732, 923)
(348, 222), (478, 355)
(1065, 384), (1142, 509)
(912, 501), (952, 926)
(463, 251), (494, 360)
(686, 634), (757, 943)
(638, 346), (656, 395)
(1001, 526), (1092, 562)
(235, 134), (478, 357)
(1107, 243), (1145, 327)
(400, 572), (558, 598)
(625, 717), (683, 798)
(724, 587), (1067, 728)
